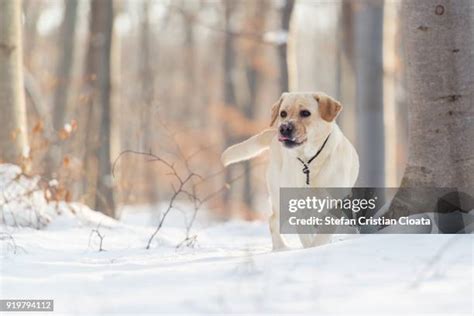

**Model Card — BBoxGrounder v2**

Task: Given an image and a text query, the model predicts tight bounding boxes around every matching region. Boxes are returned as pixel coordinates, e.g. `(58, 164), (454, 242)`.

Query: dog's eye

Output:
(280, 111), (287, 118)
(300, 110), (311, 117)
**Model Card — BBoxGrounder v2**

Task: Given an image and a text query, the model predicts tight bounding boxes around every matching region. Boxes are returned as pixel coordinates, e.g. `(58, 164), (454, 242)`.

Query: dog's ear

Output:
(314, 93), (342, 122)
(270, 94), (285, 126)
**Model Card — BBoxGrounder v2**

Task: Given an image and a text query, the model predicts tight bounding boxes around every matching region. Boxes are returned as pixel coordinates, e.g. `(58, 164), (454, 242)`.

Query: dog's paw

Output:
(272, 244), (290, 252)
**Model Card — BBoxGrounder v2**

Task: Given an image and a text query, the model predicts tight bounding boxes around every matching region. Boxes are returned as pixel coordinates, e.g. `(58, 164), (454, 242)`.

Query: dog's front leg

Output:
(269, 201), (289, 251)
(298, 232), (332, 248)
(298, 234), (316, 248)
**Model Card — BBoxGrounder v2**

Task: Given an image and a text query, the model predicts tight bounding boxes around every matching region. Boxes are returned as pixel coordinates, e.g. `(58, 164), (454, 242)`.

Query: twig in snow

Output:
(0, 231), (25, 255)
(88, 223), (105, 252)
(176, 234), (198, 249)
(410, 235), (461, 288)
(112, 149), (201, 249)
(112, 137), (264, 249)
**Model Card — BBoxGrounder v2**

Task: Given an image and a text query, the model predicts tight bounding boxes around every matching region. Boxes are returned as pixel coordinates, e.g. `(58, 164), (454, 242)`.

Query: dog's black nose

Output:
(279, 123), (294, 137)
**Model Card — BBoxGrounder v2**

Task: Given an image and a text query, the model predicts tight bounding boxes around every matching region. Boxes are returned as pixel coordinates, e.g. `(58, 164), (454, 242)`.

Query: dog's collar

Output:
(297, 133), (331, 185)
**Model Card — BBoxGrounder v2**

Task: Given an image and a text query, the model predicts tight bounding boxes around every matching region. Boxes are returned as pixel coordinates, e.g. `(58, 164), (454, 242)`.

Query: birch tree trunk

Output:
(354, 0), (385, 187)
(83, 0), (115, 217)
(0, 0), (29, 166)
(388, 0), (474, 218)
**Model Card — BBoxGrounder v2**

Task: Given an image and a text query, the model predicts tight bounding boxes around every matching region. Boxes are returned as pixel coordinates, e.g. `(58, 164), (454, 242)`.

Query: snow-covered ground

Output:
(1, 204), (473, 315)
(0, 164), (473, 315)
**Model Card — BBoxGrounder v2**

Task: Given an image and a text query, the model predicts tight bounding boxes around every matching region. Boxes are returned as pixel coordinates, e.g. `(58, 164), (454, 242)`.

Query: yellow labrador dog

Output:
(222, 92), (359, 250)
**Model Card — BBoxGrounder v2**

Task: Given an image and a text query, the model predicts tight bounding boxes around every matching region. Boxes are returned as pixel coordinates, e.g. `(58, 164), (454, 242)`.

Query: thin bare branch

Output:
(88, 223), (105, 252)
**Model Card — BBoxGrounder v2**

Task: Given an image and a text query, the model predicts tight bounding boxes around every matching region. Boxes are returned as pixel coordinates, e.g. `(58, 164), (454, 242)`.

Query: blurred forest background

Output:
(0, 0), (408, 219)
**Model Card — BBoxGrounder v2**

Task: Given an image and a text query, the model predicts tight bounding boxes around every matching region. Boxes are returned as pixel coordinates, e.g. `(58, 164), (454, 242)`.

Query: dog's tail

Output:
(221, 129), (276, 167)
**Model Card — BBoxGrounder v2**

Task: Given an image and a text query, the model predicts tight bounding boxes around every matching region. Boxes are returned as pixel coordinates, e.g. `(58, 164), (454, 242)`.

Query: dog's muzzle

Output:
(278, 123), (305, 148)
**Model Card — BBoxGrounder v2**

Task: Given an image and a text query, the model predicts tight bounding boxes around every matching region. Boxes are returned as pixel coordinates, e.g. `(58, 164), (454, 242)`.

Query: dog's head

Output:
(270, 92), (342, 149)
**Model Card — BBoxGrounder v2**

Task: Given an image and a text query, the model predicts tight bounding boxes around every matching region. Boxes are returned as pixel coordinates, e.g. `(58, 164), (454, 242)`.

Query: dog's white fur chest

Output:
(268, 124), (355, 190)
(279, 154), (307, 187)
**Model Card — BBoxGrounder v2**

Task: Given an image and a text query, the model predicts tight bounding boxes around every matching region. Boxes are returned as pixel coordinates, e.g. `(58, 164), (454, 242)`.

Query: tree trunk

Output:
(354, 0), (385, 187)
(140, 0), (159, 204)
(53, 0), (78, 131)
(388, 0), (474, 219)
(241, 0), (270, 213)
(110, 19), (121, 206)
(22, 0), (42, 61)
(46, 0), (79, 177)
(242, 63), (257, 212)
(222, 1), (237, 209)
(0, 0), (29, 167)
(340, 1), (354, 70)
(83, 0), (115, 217)
(278, 0), (294, 93)
(182, 1), (197, 125)
(335, 1), (357, 143)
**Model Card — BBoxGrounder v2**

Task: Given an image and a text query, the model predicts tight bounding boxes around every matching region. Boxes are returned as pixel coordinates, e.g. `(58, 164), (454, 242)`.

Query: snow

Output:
(0, 164), (53, 228)
(0, 164), (107, 229)
(1, 164), (473, 315)
(1, 207), (472, 315)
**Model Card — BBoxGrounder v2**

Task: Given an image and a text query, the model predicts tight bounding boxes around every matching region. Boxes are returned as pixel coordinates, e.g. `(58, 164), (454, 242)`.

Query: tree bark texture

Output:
(0, 0), (29, 165)
(83, 0), (115, 217)
(354, 0), (385, 187)
(388, 0), (474, 218)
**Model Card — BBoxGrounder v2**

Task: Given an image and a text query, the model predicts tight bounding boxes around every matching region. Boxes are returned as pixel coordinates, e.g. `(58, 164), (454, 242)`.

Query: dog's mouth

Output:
(278, 136), (306, 148)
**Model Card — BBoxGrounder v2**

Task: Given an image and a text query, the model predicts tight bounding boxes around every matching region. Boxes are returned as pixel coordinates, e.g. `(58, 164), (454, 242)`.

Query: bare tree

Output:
(222, 1), (237, 208)
(278, 0), (294, 92)
(0, 0), (28, 166)
(388, 0), (474, 218)
(139, 0), (159, 204)
(354, 0), (385, 187)
(241, 0), (269, 211)
(83, 0), (115, 216)
(334, 1), (357, 141)
(53, 0), (79, 131)
(45, 0), (79, 177)
(22, 0), (42, 59)
(182, 0), (197, 123)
